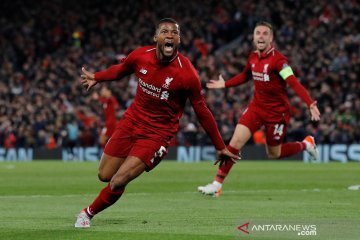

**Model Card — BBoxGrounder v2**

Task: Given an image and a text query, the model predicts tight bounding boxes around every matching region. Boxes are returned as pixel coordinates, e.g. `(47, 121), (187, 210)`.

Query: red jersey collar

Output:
(168, 51), (179, 62)
(256, 45), (275, 58)
(153, 45), (179, 64)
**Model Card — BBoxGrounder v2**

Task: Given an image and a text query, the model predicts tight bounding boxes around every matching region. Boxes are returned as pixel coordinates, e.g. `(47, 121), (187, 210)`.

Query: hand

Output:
(214, 147), (241, 167)
(206, 74), (225, 89)
(81, 67), (97, 91)
(309, 101), (320, 121)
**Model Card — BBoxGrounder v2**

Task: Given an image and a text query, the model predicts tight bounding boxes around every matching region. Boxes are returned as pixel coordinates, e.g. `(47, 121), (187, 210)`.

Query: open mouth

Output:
(164, 42), (174, 53)
(257, 40), (265, 46)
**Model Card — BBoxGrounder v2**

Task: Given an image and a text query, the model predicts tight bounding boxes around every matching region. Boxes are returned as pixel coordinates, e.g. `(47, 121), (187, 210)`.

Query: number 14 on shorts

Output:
(273, 124), (284, 136)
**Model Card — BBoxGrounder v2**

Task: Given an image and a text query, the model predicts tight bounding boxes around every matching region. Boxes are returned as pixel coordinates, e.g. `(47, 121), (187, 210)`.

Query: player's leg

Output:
(221, 124), (252, 179)
(96, 120), (131, 182)
(266, 141), (307, 159)
(75, 119), (133, 228)
(75, 129), (169, 228)
(198, 107), (260, 197)
(264, 121), (316, 160)
(87, 140), (168, 217)
(198, 124), (251, 196)
(264, 120), (287, 159)
(98, 153), (125, 182)
(75, 156), (145, 228)
(265, 144), (282, 159)
(110, 155), (146, 191)
(74, 153), (126, 228)
(75, 156), (144, 229)
(275, 136), (317, 160)
(86, 155), (146, 217)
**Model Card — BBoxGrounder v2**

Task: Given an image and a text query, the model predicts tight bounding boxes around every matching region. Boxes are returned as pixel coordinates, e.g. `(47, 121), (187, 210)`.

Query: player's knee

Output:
(97, 171), (111, 182)
(231, 135), (246, 148)
(110, 173), (131, 191)
(267, 152), (280, 159)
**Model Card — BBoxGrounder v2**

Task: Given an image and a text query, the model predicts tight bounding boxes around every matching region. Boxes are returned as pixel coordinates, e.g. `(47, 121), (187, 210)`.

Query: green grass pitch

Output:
(0, 161), (359, 240)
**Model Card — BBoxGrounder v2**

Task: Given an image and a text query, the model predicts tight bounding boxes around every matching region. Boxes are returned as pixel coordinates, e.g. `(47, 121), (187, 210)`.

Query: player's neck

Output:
(256, 44), (272, 57)
(156, 50), (178, 64)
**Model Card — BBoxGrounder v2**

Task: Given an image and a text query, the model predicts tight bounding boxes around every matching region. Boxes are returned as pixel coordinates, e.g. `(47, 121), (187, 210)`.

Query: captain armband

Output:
(279, 66), (294, 80)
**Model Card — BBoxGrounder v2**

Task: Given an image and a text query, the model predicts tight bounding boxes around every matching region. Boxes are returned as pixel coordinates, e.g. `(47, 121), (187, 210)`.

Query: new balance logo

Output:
(139, 68), (147, 74)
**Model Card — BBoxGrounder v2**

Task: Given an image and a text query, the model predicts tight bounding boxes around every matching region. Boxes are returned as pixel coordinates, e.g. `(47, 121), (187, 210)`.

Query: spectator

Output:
(0, 0), (359, 148)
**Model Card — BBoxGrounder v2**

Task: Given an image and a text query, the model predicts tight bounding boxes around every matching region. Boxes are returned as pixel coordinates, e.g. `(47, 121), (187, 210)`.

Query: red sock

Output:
(279, 142), (306, 158)
(215, 145), (238, 183)
(85, 183), (124, 218)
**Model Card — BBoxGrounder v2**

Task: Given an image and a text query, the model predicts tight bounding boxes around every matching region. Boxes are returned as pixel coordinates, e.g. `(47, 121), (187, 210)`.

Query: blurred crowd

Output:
(1, 0), (359, 149)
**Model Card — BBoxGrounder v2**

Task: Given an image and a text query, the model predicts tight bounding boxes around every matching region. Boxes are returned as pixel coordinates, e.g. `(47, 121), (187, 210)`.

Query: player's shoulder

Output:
(271, 49), (291, 71)
(177, 52), (192, 67)
(129, 45), (156, 57)
(272, 49), (288, 61)
(247, 51), (257, 60)
(138, 45), (157, 53)
(124, 45), (156, 64)
(177, 53), (199, 80)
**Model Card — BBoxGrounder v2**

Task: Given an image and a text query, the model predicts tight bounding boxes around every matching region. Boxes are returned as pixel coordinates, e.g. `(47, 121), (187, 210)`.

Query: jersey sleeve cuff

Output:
(215, 142), (226, 151)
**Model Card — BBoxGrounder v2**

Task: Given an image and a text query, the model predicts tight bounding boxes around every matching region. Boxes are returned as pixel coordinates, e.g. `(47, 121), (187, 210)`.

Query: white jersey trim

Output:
(177, 57), (183, 68)
(265, 47), (275, 56)
(146, 48), (156, 52)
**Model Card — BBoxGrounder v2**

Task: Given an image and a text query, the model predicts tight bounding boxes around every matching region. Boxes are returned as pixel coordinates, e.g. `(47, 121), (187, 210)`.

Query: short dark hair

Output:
(155, 18), (180, 33)
(255, 21), (274, 33)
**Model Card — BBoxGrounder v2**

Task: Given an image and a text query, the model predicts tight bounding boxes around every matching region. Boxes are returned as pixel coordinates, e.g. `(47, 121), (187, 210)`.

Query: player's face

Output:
(253, 25), (273, 52)
(100, 87), (111, 98)
(154, 22), (180, 61)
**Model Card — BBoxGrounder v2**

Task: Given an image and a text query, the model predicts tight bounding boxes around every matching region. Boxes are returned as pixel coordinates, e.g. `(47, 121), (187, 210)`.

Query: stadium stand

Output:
(0, 0), (359, 148)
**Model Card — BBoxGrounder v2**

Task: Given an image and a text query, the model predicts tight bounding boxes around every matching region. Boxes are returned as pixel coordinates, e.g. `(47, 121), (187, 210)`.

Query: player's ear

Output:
(153, 35), (157, 42)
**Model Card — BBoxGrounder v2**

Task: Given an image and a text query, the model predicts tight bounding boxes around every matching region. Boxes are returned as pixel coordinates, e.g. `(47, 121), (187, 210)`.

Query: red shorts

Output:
(238, 105), (290, 146)
(104, 117), (170, 171)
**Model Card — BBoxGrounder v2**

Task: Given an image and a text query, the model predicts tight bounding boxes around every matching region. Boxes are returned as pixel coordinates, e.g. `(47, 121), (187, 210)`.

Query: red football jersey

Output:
(95, 46), (225, 150)
(225, 46), (313, 114)
(249, 48), (290, 113)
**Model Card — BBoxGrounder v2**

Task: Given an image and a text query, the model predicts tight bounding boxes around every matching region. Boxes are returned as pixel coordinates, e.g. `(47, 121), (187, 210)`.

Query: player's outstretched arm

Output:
(206, 74), (225, 89)
(81, 67), (97, 91)
(187, 65), (241, 162)
(285, 75), (321, 121)
(309, 101), (320, 121)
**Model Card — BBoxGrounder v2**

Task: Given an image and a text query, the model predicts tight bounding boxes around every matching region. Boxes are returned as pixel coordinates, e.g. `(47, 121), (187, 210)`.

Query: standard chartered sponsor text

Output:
(139, 78), (161, 92)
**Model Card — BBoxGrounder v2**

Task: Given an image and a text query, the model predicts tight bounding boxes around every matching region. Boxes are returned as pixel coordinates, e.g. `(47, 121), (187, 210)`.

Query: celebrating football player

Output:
(198, 21), (321, 197)
(75, 18), (240, 228)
